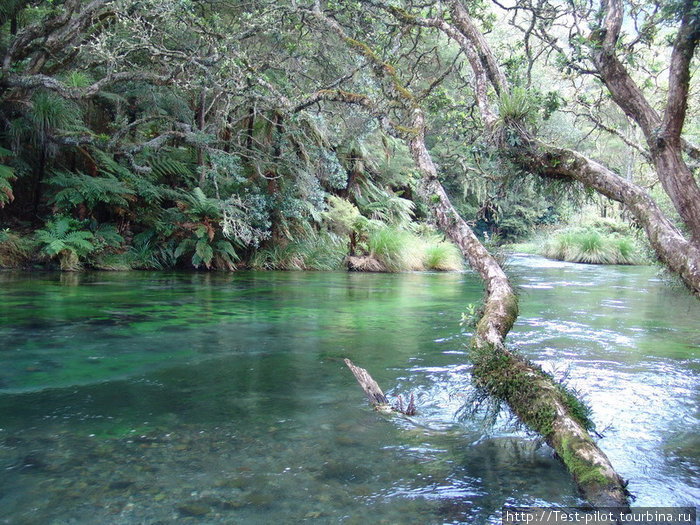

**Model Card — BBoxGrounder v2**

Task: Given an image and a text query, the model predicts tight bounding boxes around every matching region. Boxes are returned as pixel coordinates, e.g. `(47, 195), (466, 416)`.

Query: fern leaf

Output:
(195, 240), (213, 266)
(175, 238), (193, 259)
(215, 240), (239, 261)
(45, 239), (67, 256)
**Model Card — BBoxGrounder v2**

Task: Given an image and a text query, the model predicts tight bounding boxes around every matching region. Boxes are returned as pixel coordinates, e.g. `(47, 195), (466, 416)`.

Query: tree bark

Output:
(301, 6), (632, 506)
(343, 358), (391, 410)
(526, 143), (700, 296)
(590, 0), (700, 244)
(407, 0), (700, 294)
(407, 109), (629, 507)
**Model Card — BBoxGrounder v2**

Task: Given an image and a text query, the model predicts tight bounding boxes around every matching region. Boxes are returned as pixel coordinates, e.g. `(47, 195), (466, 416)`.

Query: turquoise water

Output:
(0, 256), (697, 524)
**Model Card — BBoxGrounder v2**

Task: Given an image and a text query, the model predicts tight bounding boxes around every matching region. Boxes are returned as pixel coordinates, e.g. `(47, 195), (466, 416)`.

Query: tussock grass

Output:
(421, 239), (464, 271)
(0, 230), (36, 268)
(249, 231), (346, 271)
(368, 226), (423, 272)
(542, 227), (645, 265)
(366, 226), (463, 272)
(249, 224), (464, 273)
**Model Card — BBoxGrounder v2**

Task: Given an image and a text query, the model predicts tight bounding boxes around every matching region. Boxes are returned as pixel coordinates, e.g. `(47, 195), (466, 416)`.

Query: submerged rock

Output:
(177, 501), (210, 517)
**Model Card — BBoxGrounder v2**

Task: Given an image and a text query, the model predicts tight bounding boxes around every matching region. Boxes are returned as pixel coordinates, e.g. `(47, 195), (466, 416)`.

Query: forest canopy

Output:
(0, 0), (698, 293)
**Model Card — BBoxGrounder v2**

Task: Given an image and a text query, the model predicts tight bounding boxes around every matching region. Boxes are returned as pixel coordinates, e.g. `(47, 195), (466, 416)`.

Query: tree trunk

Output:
(408, 109), (630, 508)
(198, 89), (206, 184)
(304, 6), (630, 507)
(343, 358), (391, 410)
(420, 0), (700, 294)
(589, 0), (700, 244)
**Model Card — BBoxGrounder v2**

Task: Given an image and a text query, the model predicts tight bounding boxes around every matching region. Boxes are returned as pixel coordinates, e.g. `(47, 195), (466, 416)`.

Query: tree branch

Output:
(663, 5), (700, 141)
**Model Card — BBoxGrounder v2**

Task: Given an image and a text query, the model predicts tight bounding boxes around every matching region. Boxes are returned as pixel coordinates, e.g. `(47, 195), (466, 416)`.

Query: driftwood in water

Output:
(344, 358), (415, 416)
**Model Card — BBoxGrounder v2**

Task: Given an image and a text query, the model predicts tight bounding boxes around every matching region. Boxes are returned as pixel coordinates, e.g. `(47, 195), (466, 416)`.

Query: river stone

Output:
(177, 501), (210, 517)
(109, 480), (135, 490)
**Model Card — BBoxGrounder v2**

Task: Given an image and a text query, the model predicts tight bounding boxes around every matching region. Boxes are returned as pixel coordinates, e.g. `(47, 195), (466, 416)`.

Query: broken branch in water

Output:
(343, 358), (416, 416)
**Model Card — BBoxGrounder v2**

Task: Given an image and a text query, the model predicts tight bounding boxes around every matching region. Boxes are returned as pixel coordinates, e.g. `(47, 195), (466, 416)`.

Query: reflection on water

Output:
(0, 258), (697, 524)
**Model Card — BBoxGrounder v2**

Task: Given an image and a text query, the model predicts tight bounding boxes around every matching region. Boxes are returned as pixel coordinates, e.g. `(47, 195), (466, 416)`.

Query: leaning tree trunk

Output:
(301, 7), (630, 507)
(408, 109), (630, 507)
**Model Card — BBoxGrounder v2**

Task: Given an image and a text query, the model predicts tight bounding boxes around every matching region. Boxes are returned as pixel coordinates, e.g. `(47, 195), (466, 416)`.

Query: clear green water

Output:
(0, 256), (697, 524)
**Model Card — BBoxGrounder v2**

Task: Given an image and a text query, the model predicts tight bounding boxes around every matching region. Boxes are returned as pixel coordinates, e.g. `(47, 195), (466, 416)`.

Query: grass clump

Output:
(362, 225), (463, 272)
(541, 226), (645, 265)
(422, 239), (463, 271)
(0, 229), (36, 268)
(367, 226), (423, 272)
(249, 231), (346, 271)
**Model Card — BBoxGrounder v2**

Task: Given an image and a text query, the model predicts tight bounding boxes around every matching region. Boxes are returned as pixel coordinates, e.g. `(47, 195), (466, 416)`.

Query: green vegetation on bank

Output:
(0, 0), (693, 282)
(507, 218), (650, 265)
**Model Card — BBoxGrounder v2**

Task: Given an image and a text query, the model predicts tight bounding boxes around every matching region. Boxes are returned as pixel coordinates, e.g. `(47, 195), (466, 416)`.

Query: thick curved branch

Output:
(664, 6), (700, 141)
(2, 0), (112, 75)
(589, 0), (661, 139)
(527, 142), (700, 295)
(446, 0), (509, 95)
(382, 5), (498, 127)
(1, 71), (171, 101)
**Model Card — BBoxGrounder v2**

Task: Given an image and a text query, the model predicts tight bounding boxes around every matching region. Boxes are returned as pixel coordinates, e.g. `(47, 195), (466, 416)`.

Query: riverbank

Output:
(505, 220), (650, 266)
(1, 223), (465, 273)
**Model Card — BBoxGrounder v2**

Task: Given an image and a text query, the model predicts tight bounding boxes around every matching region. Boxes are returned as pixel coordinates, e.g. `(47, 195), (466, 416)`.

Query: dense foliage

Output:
(0, 0), (697, 277)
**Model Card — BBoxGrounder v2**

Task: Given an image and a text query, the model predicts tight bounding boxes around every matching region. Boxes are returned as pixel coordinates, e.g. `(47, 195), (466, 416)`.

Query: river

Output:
(0, 255), (697, 524)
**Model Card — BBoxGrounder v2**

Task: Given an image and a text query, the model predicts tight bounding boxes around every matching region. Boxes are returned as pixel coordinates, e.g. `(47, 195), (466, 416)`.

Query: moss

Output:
(394, 125), (419, 136)
(469, 343), (557, 437)
(341, 36), (415, 106)
(501, 292), (519, 331)
(386, 6), (418, 24)
(392, 78), (415, 101)
(557, 384), (595, 432)
(468, 333), (594, 439)
(344, 37), (380, 62)
(559, 437), (611, 487)
(319, 89), (369, 106)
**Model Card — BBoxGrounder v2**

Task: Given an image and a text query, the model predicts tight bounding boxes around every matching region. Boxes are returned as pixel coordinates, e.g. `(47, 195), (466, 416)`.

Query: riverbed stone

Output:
(177, 500), (210, 517)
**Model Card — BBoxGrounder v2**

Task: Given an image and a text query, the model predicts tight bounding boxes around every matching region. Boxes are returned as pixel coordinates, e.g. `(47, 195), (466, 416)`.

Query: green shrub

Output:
(422, 239), (463, 271)
(542, 227), (645, 265)
(34, 217), (96, 270)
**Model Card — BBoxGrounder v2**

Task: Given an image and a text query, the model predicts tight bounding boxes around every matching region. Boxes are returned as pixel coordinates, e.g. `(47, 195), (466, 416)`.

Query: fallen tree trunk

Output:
(343, 358), (391, 411)
(344, 358), (415, 416)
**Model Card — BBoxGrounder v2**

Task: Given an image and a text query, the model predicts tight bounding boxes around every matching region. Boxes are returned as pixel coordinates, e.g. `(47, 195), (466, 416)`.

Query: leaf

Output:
(215, 240), (239, 261)
(195, 239), (214, 266)
(175, 238), (194, 259)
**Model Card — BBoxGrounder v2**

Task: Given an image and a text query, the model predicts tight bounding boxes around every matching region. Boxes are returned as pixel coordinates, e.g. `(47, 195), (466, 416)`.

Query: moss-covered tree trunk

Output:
(408, 108), (630, 508)
(306, 6), (629, 507)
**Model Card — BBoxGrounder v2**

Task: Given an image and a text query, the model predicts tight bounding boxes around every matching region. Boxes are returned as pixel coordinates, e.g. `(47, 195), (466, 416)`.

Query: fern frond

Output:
(195, 240), (213, 267)
(48, 170), (135, 211)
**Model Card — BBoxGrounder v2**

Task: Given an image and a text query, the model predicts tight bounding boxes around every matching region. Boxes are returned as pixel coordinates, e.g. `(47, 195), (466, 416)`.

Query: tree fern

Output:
(179, 187), (221, 220)
(0, 147), (16, 207)
(34, 217), (95, 270)
(47, 170), (135, 211)
(147, 148), (197, 184)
